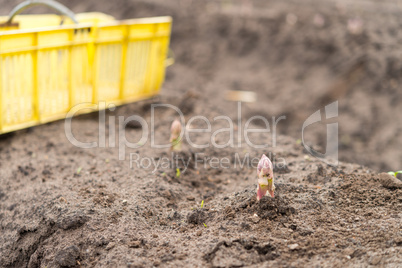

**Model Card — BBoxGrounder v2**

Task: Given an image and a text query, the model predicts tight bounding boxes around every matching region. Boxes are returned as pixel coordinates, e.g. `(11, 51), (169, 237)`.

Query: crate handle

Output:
(5, 0), (78, 25)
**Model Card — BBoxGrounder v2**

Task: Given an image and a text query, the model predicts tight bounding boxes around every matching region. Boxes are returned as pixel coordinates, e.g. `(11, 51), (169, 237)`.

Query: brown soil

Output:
(0, 0), (402, 267)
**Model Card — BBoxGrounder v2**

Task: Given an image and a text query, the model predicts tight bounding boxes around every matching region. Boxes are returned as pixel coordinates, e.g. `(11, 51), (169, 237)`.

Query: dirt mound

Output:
(251, 195), (296, 220)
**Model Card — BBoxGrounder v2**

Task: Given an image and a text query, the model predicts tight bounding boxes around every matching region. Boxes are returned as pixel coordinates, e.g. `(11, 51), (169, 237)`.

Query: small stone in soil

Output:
(251, 214), (260, 223)
(57, 211), (89, 230)
(186, 196), (195, 201)
(128, 241), (141, 248)
(106, 242), (115, 250)
(289, 243), (299, 250)
(369, 255), (382, 265)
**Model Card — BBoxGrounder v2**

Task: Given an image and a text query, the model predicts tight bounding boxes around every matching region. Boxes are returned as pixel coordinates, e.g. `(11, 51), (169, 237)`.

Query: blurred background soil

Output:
(0, 0), (401, 267)
(44, 0), (402, 172)
(1, 0), (401, 171)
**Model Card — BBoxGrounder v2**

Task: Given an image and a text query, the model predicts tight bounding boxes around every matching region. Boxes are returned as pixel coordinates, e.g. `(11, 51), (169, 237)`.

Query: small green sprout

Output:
(170, 119), (182, 151)
(76, 167), (82, 174)
(200, 200), (204, 208)
(203, 223), (207, 228)
(176, 168), (181, 178)
(388, 171), (402, 177)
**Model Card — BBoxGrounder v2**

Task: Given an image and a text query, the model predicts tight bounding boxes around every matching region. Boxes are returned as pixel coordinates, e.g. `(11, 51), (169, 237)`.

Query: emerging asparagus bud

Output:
(256, 154), (275, 200)
(170, 119), (182, 151)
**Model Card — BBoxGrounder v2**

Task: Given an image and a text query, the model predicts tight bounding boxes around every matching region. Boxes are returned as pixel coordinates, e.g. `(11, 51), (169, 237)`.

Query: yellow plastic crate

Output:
(0, 0), (172, 134)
